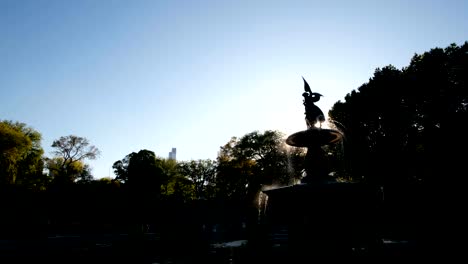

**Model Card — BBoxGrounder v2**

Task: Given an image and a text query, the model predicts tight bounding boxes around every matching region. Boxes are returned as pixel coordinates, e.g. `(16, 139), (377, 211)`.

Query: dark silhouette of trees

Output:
(327, 42), (468, 255)
(329, 42), (468, 186)
(112, 150), (163, 236)
(113, 149), (164, 195)
(112, 152), (133, 184)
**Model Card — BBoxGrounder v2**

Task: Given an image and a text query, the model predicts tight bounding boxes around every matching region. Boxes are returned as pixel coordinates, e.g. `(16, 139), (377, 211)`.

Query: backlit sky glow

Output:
(1, 0), (467, 178)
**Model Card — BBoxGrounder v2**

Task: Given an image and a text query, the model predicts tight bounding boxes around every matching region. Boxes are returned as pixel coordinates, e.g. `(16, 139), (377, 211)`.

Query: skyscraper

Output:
(168, 148), (176, 160)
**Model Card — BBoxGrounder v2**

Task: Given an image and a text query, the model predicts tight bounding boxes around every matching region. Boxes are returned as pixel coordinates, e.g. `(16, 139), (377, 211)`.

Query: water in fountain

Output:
(285, 144), (305, 185)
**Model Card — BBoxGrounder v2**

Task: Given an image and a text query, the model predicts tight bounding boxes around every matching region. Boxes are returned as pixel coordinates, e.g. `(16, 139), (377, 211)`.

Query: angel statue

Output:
(302, 77), (325, 128)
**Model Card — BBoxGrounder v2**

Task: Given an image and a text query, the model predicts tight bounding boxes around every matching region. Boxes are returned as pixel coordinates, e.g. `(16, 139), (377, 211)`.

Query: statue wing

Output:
(302, 77), (312, 94)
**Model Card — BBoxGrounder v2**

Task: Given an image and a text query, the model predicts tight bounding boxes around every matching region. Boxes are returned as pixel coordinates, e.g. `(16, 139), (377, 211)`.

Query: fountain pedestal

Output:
(285, 127), (342, 183)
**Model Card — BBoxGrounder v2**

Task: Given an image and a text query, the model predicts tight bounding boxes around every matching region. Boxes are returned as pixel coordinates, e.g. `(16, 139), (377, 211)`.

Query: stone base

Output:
(262, 182), (381, 255)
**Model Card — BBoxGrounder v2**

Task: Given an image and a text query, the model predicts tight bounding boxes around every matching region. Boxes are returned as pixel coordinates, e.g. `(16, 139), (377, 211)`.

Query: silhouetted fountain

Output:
(262, 78), (379, 258)
(286, 77), (343, 183)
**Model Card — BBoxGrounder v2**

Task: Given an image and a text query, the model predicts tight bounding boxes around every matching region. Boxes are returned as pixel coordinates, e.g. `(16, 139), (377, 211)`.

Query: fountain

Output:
(286, 77), (343, 183)
(262, 78), (379, 257)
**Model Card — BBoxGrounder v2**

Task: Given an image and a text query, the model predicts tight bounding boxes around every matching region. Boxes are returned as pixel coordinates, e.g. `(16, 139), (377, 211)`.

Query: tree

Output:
(113, 149), (164, 195)
(75, 164), (94, 184)
(158, 158), (195, 200)
(0, 120), (45, 188)
(47, 135), (100, 184)
(216, 153), (255, 202)
(215, 130), (306, 243)
(328, 42), (468, 185)
(112, 150), (166, 235)
(329, 66), (405, 184)
(164, 174), (195, 202)
(228, 130), (298, 185)
(112, 153), (134, 184)
(178, 159), (217, 199)
(215, 130), (303, 202)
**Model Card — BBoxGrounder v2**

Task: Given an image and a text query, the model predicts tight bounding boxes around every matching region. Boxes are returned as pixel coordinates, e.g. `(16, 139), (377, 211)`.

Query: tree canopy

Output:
(216, 130), (304, 203)
(47, 135), (100, 185)
(329, 42), (468, 185)
(178, 159), (217, 200)
(113, 149), (164, 195)
(0, 120), (45, 188)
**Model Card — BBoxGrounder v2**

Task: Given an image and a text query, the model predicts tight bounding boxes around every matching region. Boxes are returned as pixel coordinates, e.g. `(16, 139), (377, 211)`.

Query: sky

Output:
(1, 0), (467, 179)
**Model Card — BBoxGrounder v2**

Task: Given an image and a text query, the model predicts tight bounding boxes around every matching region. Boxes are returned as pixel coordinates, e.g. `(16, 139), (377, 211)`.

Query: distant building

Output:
(168, 148), (177, 160)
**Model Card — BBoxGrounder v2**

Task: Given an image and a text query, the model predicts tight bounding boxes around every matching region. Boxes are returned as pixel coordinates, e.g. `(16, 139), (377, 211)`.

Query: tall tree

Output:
(156, 157), (196, 201)
(47, 135), (100, 184)
(178, 159), (217, 199)
(229, 130), (297, 186)
(216, 130), (302, 202)
(113, 150), (164, 195)
(216, 152), (255, 202)
(112, 152), (134, 184)
(0, 120), (45, 188)
(112, 150), (166, 234)
(329, 42), (468, 185)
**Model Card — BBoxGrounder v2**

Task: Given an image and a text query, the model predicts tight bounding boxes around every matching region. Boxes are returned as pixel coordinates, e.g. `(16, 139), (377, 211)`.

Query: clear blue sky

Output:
(1, 0), (467, 178)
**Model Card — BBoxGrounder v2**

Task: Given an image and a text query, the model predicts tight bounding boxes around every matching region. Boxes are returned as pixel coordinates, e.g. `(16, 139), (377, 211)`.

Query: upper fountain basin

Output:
(286, 127), (343, 147)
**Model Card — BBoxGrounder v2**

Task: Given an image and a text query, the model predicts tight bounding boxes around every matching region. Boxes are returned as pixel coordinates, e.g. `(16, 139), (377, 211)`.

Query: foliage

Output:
(216, 130), (304, 203)
(0, 120), (45, 189)
(329, 42), (468, 185)
(178, 159), (217, 200)
(156, 157), (202, 201)
(164, 174), (196, 201)
(51, 135), (100, 161)
(47, 135), (100, 185)
(159, 158), (180, 195)
(75, 164), (95, 184)
(113, 149), (164, 195)
(216, 154), (255, 202)
(112, 153), (134, 184)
